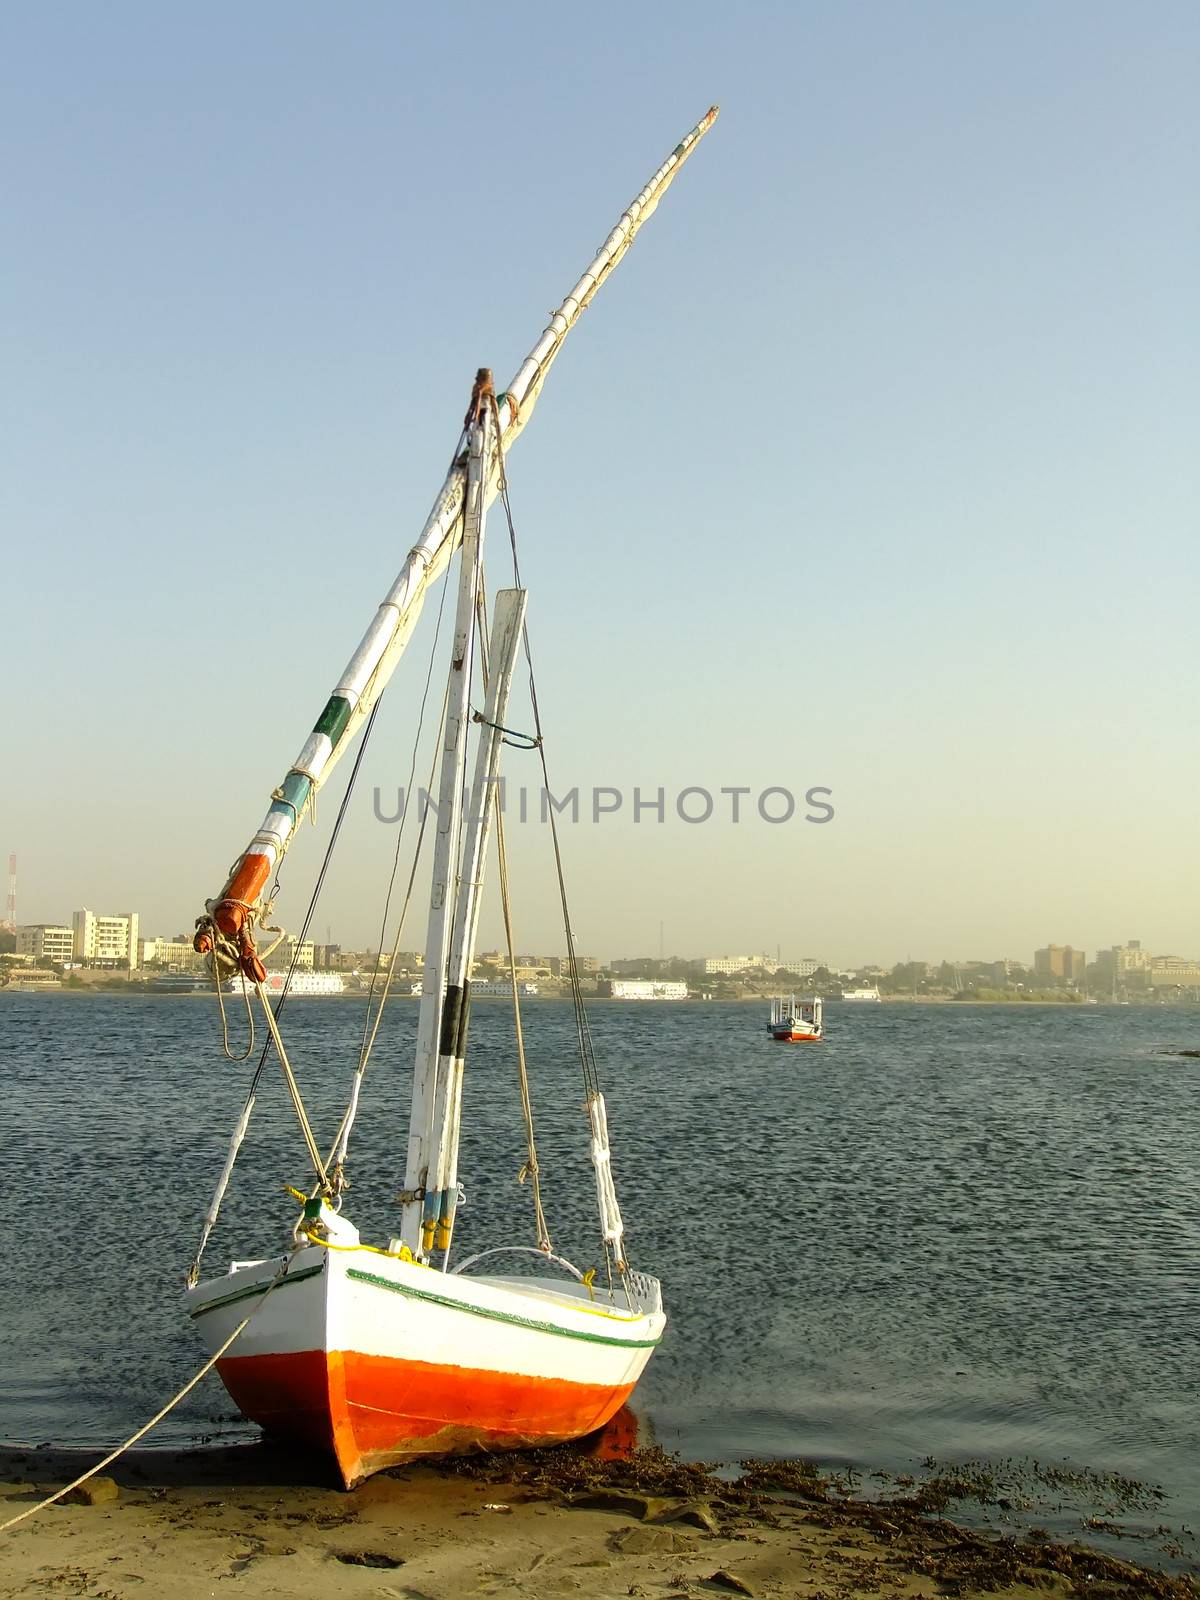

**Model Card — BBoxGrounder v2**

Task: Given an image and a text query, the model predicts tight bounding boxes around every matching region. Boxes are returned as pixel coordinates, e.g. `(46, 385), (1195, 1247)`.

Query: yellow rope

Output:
(295, 1229), (641, 1322)
(298, 1225), (418, 1263)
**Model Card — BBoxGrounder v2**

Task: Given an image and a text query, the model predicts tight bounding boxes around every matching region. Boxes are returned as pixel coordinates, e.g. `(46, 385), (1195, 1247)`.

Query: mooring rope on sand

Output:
(0, 1268), (287, 1536)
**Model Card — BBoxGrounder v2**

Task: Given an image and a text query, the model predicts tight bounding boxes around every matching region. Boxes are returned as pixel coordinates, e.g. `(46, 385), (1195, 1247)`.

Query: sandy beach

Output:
(2, 1443), (1195, 1600)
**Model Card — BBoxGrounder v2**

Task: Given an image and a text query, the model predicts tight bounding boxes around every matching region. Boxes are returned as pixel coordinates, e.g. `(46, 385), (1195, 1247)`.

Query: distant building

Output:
(73, 909), (140, 969)
(601, 979), (688, 1000)
(780, 958), (819, 978)
(545, 954), (600, 977)
(1033, 944), (1085, 984)
(17, 924), (75, 965)
(470, 958), (549, 981)
(279, 937), (314, 970)
(610, 958), (665, 976)
(1094, 941), (1148, 980)
(363, 949), (422, 975)
(703, 955), (768, 975)
(987, 958), (1023, 983)
(1149, 957), (1200, 989)
(1115, 940), (1150, 975)
(8, 968), (62, 989)
(141, 936), (207, 973)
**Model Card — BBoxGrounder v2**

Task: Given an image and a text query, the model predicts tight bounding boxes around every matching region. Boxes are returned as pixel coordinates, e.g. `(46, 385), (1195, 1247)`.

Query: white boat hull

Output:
(186, 1244), (664, 1487)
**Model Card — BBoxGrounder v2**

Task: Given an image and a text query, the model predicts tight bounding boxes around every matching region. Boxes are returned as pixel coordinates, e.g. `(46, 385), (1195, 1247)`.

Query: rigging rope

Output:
(471, 709), (540, 749)
(257, 984), (328, 1188)
(495, 804), (552, 1253)
(262, 693), (384, 1031)
(188, 698), (384, 1284)
(471, 568), (552, 1256)
(212, 966), (254, 1062)
(329, 550), (459, 1180)
(487, 394), (602, 1100)
(328, 694), (445, 1177)
(486, 394), (622, 1279)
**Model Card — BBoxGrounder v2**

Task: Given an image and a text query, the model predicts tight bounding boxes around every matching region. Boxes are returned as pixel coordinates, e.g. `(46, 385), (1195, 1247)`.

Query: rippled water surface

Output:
(2, 994), (1198, 1539)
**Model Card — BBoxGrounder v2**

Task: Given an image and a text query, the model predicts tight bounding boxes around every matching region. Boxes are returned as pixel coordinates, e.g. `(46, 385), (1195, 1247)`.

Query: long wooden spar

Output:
(195, 106), (718, 972)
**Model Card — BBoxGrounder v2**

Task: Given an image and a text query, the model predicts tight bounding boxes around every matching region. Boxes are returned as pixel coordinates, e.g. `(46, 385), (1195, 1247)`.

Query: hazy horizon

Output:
(5, 3), (1197, 970)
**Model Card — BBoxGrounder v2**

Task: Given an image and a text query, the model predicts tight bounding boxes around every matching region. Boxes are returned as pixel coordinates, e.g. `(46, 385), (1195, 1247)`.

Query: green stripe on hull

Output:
(346, 1267), (661, 1350)
(189, 1262), (324, 1318)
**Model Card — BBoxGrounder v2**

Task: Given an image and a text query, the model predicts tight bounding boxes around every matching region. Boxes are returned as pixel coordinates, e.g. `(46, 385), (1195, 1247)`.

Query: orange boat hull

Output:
(218, 1347), (638, 1486)
(188, 1249), (664, 1489)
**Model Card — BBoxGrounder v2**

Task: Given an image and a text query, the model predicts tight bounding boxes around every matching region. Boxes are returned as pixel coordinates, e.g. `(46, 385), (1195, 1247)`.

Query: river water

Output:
(2, 993), (1197, 1555)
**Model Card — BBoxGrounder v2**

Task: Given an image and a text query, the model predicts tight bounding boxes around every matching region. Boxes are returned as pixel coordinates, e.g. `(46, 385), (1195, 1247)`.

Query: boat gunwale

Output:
(344, 1265), (664, 1350)
(186, 1252), (663, 1351)
(185, 1259), (323, 1318)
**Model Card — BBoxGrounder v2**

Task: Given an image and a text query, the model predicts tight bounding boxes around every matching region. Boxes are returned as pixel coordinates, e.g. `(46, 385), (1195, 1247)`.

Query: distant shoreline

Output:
(0, 985), (1173, 1009)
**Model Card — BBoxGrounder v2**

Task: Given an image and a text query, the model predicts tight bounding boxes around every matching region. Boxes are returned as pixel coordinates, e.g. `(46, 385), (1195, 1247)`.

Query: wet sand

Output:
(1, 1443), (1196, 1600)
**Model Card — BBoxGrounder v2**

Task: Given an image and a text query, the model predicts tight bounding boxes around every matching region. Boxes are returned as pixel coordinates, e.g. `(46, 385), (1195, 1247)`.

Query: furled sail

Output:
(194, 107), (719, 974)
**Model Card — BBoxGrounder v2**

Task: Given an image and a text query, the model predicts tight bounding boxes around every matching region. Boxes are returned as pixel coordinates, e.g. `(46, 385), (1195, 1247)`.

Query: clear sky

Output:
(4, 1), (1197, 967)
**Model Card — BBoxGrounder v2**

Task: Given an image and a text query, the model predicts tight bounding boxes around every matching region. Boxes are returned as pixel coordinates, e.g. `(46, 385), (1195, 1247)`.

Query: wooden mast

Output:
(423, 584), (528, 1263)
(399, 384), (492, 1258)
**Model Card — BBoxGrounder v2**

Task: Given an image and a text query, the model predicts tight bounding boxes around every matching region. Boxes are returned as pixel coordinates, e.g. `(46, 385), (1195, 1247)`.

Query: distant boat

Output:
(842, 986), (881, 1003)
(470, 977), (540, 997)
(768, 994), (824, 1042)
(603, 979), (689, 1000)
(226, 970), (346, 997)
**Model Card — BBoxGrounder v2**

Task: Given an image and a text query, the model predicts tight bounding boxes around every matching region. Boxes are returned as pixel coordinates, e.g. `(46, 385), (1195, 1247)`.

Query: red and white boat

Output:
(183, 110), (716, 1487)
(768, 994), (824, 1042)
(186, 1233), (664, 1488)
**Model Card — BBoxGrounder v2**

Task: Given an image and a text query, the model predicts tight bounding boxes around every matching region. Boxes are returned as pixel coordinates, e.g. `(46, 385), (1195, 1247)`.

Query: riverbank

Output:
(1, 1443), (1195, 1600)
(1, 985), (1182, 1007)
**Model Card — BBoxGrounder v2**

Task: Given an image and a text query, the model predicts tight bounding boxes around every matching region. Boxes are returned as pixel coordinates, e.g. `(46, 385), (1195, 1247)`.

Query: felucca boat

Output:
(182, 109), (718, 1488)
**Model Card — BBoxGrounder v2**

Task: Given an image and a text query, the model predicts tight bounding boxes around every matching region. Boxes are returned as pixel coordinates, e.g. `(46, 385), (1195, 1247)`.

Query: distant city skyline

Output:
(6, 896), (1197, 978)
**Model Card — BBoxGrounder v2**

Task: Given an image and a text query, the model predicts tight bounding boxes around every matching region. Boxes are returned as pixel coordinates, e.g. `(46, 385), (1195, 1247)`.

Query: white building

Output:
(703, 955), (769, 975)
(141, 936), (207, 973)
(279, 937), (315, 970)
(545, 954), (601, 976)
(1115, 940), (1151, 974)
(1149, 957), (1200, 989)
(73, 909), (140, 969)
(17, 924), (76, 965)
